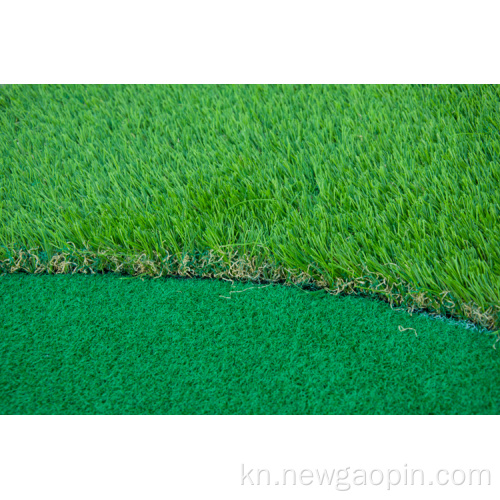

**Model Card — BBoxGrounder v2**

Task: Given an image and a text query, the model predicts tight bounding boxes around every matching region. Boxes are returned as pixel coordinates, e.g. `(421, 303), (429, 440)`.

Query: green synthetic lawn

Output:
(1, 273), (498, 415)
(1, 85), (499, 414)
(1, 85), (499, 327)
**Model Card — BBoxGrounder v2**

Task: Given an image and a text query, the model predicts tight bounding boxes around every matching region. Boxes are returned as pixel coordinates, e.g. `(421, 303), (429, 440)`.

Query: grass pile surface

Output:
(1, 85), (499, 328)
(1, 274), (499, 415)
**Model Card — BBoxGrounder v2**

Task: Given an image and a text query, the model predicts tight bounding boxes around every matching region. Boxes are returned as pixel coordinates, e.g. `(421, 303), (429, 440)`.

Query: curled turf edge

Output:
(1, 244), (499, 333)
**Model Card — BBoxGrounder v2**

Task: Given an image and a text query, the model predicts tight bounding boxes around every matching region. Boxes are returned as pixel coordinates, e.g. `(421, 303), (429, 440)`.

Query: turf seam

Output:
(2, 245), (498, 332)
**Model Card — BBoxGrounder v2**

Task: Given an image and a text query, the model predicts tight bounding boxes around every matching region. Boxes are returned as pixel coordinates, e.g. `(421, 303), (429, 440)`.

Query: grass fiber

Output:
(1, 84), (500, 414)
(1, 84), (499, 329)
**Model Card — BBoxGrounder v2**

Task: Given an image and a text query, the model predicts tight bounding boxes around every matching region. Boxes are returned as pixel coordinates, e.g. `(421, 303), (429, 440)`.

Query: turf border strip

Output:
(2, 245), (498, 332)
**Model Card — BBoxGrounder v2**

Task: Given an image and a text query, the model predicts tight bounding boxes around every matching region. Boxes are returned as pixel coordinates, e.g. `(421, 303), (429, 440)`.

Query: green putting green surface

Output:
(1, 273), (498, 414)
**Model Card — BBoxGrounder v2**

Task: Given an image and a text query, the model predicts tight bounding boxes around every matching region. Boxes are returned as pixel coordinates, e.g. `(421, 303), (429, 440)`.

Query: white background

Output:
(1, 0), (500, 83)
(1, 417), (499, 499)
(1, 1), (499, 498)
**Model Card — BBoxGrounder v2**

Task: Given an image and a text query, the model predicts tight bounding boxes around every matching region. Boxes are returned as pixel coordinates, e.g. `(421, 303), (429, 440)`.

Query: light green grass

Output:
(1, 85), (499, 328)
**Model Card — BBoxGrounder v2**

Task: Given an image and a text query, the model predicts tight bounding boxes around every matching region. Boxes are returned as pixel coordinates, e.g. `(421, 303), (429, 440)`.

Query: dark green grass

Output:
(1, 85), (500, 327)
(1, 274), (499, 415)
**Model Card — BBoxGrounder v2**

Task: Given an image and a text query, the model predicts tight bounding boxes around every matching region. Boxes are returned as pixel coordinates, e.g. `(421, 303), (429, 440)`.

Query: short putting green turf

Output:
(1, 273), (498, 414)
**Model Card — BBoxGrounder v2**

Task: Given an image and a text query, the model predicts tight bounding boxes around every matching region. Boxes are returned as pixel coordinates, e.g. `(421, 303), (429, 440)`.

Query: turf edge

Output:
(2, 244), (499, 334)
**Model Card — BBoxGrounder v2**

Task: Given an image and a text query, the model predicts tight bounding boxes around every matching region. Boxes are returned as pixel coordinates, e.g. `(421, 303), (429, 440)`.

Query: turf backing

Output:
(1, 85), (499, 328)
(1, 274), (498, 414)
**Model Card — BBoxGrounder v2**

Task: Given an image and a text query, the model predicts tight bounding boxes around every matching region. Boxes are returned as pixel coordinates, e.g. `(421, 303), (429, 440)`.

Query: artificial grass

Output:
(1, 85), (499, 328)
(0, 273), (498, 415)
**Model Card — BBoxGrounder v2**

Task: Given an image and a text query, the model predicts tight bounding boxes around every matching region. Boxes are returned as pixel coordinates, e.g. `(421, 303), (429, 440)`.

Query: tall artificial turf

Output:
(1, 273), (498, 415)
(1, 85), (499, 329)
